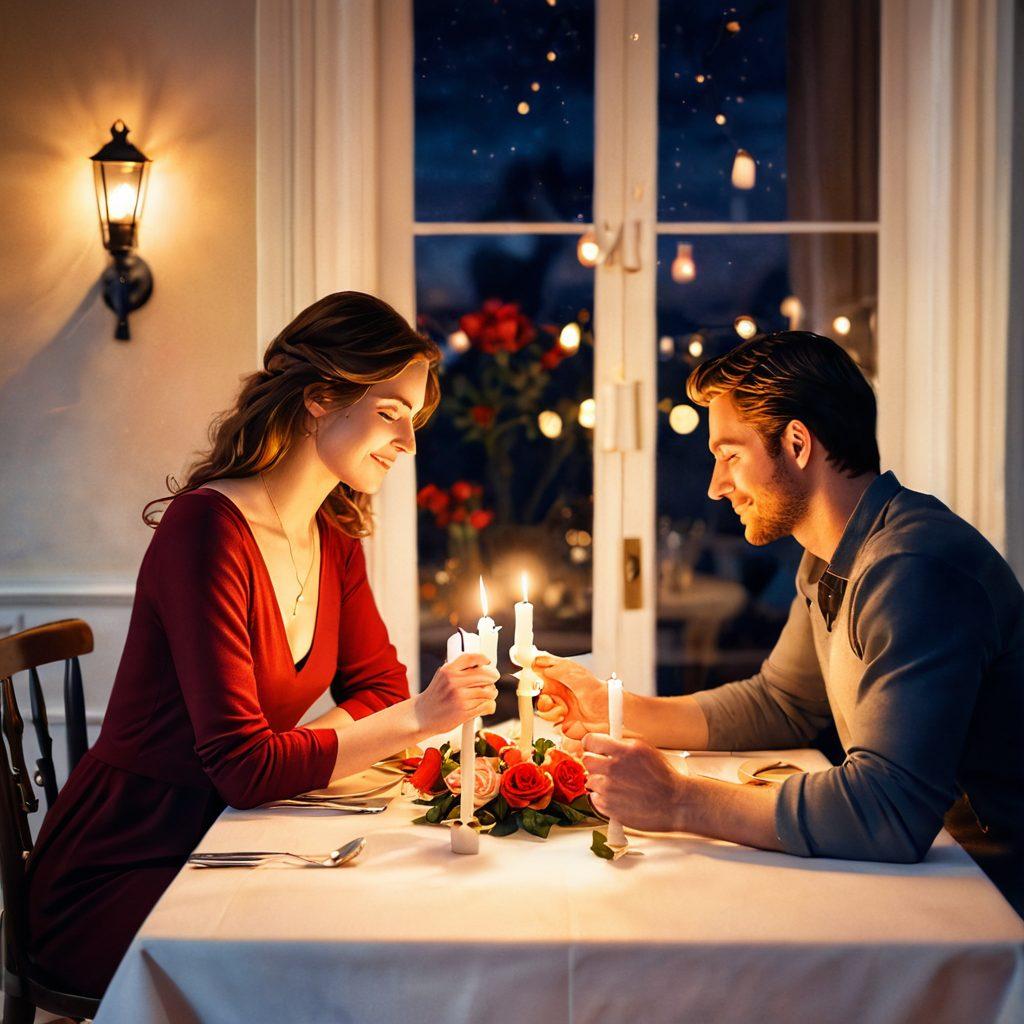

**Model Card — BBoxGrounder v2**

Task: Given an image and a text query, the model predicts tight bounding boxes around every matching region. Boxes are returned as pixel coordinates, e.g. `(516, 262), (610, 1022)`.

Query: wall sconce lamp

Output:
(90, 120), (152, 340)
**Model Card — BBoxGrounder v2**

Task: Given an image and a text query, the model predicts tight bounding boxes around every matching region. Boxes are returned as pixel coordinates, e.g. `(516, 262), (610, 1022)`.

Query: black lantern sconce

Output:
(90, 120), (153, 341)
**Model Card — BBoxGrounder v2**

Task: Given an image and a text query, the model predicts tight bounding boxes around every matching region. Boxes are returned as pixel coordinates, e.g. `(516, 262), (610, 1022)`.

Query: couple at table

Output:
(26, 291), (1024, 1002)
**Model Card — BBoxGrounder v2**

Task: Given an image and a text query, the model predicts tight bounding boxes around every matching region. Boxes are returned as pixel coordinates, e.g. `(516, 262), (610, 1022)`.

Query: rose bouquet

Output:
(404, 732), (603, 840)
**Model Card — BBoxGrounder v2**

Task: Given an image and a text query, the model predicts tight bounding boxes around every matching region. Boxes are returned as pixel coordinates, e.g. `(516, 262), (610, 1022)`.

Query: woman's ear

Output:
(302, 384), (330, 419)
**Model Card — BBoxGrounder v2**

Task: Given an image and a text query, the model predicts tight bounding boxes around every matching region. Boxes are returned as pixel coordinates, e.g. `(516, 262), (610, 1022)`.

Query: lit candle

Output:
(477, 576), (500, 668)
(445, 627), (481, 828)
(606, 673), (627, 849)
(513, 571), (534, 662)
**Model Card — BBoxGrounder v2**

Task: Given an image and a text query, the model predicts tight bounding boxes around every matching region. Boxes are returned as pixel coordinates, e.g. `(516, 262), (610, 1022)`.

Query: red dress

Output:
(26, 488), (409, 997)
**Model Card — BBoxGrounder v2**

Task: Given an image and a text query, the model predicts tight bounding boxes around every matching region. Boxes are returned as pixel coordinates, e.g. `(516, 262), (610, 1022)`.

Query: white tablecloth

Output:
(95, 746), (1024, 1024)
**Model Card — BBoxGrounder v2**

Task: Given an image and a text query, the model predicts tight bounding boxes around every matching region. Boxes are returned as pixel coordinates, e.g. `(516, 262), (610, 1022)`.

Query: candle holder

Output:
(450, 817), (481, 855)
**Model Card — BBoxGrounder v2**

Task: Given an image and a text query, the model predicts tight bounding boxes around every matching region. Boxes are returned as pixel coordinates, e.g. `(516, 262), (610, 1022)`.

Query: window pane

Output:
(416, 235), (594, 687)
(414, 0), (595, 222)
(654, 233), (876, 696)
(658, 0), (879, 222)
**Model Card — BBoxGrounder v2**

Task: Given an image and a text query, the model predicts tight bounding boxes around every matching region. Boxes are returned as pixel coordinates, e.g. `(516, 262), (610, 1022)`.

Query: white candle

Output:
(477, 576), (500, 668)
(606, 673), (627, 848)
(517, 666), (539, 757)
(513, 571), (534, 662)
(445, 627), (480, 825)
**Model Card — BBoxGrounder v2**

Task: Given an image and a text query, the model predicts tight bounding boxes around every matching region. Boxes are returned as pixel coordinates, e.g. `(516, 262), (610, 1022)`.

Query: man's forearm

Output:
(625, 692), (710, 750)
(674, 774), (784, 852)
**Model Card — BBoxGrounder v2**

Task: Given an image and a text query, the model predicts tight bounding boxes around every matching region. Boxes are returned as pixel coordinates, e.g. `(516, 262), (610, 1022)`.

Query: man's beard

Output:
(743, 458), (810, 546)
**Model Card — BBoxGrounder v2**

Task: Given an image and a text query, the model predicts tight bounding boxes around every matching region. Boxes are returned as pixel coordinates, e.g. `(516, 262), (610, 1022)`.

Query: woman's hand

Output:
(533, 656), (611, 740)
(414, 653), (499, 736)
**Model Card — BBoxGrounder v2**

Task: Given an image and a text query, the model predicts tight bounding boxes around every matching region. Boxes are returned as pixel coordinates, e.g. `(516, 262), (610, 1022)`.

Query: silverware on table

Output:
(262, 796), (390, 813)
(188, 836), (366, 869)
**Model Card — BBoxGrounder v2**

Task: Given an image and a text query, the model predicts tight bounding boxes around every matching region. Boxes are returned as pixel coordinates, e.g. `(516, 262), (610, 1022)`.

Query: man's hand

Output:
(581, 733), (688, 833)
(533, 656), (610, 739)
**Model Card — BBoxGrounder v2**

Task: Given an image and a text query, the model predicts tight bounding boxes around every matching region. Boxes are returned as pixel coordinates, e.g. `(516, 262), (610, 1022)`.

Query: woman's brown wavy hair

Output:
(143, 291), (441, 536)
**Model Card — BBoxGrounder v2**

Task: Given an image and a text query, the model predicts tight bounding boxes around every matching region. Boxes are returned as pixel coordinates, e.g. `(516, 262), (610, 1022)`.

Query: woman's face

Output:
(307, 360), (429, 494)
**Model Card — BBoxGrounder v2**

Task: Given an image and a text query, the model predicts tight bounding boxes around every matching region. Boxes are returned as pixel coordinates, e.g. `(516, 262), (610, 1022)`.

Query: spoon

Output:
(189, 836), (366, 868)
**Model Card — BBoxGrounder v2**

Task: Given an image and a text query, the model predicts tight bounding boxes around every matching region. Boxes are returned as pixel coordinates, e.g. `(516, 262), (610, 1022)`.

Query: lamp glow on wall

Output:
(91, 120), (153, 340)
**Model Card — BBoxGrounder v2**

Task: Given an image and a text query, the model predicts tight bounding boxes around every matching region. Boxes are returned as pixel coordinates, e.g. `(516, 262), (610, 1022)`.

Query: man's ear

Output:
(786, 420), (813, 469)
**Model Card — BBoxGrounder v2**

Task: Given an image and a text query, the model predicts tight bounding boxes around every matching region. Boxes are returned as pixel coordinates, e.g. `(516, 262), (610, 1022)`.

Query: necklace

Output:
(260, 473), (316, 617)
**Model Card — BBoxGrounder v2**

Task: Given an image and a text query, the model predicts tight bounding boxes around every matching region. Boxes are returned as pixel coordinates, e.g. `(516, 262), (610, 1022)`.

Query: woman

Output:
(26, 291), (499, 998)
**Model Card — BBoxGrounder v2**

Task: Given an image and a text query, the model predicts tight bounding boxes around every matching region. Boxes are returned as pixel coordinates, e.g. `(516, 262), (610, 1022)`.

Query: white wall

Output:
(0, 0), (259, 802)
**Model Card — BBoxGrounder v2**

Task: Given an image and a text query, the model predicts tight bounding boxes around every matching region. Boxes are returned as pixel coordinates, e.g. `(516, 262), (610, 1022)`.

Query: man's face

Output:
(706, 394), (809, 545)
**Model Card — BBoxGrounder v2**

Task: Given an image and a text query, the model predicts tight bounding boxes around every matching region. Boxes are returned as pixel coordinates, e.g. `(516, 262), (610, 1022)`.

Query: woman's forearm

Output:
(326, 697), (427, 782)
(625, 692), (710, 750)
(305, 705), (356, 732)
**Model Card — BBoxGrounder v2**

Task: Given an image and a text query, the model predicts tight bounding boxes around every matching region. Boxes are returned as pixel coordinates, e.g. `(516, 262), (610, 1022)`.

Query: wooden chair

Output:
(0, 619), (99, 1023)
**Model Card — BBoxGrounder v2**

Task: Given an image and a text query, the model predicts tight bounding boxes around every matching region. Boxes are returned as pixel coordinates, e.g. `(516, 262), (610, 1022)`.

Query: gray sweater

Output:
(693, 471), (1024, 862)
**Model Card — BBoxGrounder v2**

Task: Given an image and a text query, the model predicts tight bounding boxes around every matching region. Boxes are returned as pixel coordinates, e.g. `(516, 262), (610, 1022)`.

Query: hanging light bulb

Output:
(832, 315), (852, 336)
(517, 101), (530, 115)
(669, 404), (700, 435)
(715, 113), (727, 126)
(734, 315), (757, 339)
(659, 335), (675, 356)
(671, 242), (696, 283)
(538, 410), (563, 439)
(578, 398), (596, 429)
(688, 334), (705, 357)
(576, 231), (600, 267)
(559, 322), (582, 352)
(449, 330), (470, 353)
(779, 296), (803, 331)
(726, 20), (741, 34)
(731, 149), (756, 190)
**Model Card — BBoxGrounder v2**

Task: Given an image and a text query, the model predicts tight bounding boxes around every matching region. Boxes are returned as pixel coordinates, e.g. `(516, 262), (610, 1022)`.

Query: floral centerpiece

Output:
(404, 731), (603, 840)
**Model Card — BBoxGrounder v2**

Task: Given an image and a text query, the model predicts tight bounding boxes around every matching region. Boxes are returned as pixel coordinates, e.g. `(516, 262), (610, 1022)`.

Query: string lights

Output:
(670, 242), (697, 283)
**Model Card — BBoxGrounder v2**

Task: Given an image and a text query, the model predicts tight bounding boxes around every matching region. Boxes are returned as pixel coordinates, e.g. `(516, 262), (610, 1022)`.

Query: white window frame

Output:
(257, 0), (1016, 696)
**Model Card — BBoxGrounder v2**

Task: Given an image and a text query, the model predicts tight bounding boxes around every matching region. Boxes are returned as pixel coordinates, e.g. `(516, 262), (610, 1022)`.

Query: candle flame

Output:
(521, 571), (529, 604)
(479, 575), (489, 618)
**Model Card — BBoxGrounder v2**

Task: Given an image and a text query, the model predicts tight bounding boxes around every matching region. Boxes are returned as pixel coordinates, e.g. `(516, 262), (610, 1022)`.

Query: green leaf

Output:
(491, 795), (510, 820)
(489, 814), (521, 838)
(571, 794), (602, 819)
(552, 801), (586, 825)
(474, 735), (488, 756)
(442, 757), (460, 778)
(521, 809), (560, 839)
(532, 738), (556, 764)
(411, 814), (430, 825)
(425, 793), (457, 824)
(439, 742), (452, 759)
(591, 829), (615, 860)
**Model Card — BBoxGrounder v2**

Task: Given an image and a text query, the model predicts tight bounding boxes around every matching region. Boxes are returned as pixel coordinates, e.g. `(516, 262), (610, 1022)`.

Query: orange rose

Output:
(499, 761), (554, 810)
(481, 732), (510, 755)
(500, 746), (524, 767)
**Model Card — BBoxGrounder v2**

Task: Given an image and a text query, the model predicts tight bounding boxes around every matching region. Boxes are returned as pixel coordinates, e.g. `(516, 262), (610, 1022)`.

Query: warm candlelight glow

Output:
(521, 571), (529, 604)
(734, 315), (757, 339)
(558, 322), (582, 352)
(479, 575), (489, 618)
(669, 404), (700, 435)
(731, 149), (756, 190)
(688, 334), (704, 357)
(448, 329), (470, 353)
(578, 397), (596, 429)
(576, 232), (600, 267)
(671, 243), (696, 283)
(780, 295), (803, 330)
(538, 410), (563, 439)
(833, 315), (852, 336)
(107, 182), (138, 221)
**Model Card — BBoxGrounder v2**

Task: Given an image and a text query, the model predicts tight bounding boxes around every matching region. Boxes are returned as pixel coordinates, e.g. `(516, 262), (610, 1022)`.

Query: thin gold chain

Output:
(260, 473), (316, 616)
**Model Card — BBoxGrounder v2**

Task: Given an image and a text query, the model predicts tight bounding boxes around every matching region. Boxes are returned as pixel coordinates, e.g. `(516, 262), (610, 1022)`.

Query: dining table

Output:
(93, 734), (1024, 1024)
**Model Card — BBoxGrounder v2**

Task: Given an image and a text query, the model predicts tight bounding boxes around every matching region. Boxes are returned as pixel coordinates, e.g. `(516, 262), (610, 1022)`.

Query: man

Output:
(536, 331), (1023, 908)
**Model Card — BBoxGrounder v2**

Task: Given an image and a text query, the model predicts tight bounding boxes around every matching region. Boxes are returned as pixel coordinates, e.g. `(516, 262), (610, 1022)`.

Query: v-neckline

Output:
(194, 487), (326, 673)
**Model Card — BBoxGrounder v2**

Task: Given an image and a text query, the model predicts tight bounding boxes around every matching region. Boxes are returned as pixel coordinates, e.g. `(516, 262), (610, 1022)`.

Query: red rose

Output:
(451, 507), (467, 523)
(451, 480), (473, 502)
(470, 405), (496, 428)
(469, 509), (493, 531)
(460, 299), (536, 354)
(540, 347), (566, 371)
(416, 483), (440, 509)
(481, 732), (510, 755)
(408, 747), (444, 795)
(499, 761), (554, 810)
(500, 747), (524, 767)
(545, 758), (588, 804)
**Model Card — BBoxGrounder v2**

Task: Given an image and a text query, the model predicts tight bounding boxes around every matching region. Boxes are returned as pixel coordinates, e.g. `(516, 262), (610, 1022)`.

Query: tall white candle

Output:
(606, 673), (627, 848)
(476, 576), (500, 668)
(516, 667), (539, 757)
(445, 627), (480, 825)
(513, 571), (534, 662)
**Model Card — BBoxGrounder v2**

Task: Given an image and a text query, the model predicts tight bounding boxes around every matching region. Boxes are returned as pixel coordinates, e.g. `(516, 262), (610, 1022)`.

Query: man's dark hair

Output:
(686, 331), (881, 477)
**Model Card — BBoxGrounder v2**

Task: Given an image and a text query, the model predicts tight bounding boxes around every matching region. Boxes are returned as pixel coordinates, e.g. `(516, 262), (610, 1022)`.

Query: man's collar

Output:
(815, 471), (901, 631)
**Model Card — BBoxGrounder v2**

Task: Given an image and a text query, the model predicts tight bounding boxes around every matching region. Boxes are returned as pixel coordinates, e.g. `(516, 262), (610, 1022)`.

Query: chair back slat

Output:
(27, 668), (58, 809)
(1, 677), (38, 822)
(0, 721), (31, 980)
(64, 656), (88, 772)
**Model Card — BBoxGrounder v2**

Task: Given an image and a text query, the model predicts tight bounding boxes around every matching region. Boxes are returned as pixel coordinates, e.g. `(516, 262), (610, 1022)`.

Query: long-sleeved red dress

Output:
(26, 488), (409, 998)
